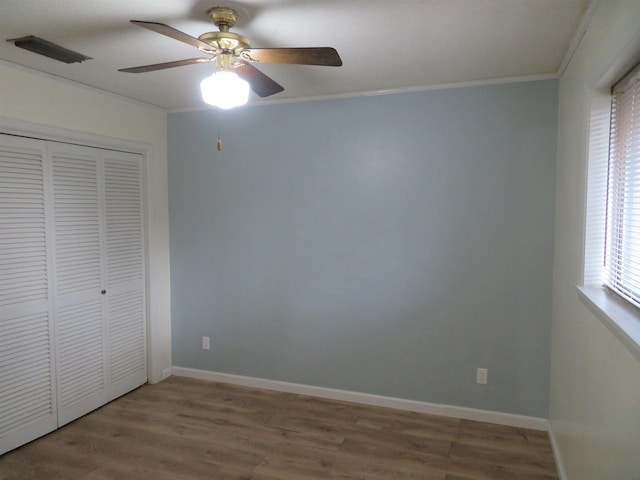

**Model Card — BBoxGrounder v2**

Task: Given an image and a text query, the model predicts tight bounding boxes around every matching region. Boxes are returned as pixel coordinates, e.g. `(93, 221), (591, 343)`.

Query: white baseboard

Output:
(171, 366), (549, 431)
(548, 423), (568, 480)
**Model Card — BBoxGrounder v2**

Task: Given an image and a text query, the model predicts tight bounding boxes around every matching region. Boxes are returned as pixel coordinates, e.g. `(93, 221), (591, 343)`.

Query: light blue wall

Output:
(168, 80), (557, 417)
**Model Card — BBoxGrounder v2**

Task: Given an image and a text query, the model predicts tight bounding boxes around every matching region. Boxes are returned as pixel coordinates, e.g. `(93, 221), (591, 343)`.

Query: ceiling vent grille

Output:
(7, 36), (92, 63)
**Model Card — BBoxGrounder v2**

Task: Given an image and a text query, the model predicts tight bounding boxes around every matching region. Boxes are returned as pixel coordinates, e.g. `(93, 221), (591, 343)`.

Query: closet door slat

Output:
(104, 154), (144, 288)
(0, 144), (48, 308)
(51, 148), (102, 298)
(0, 135), (56, 455)
(50, 143), (108, 426)
(103, 151), (146, 399)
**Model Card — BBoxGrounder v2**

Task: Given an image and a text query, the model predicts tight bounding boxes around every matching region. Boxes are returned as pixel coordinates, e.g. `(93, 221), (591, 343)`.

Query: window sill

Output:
(577, 285), (640, 362)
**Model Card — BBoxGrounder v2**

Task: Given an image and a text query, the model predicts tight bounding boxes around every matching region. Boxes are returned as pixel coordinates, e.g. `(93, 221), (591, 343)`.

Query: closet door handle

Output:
(101, 290), (107, 295)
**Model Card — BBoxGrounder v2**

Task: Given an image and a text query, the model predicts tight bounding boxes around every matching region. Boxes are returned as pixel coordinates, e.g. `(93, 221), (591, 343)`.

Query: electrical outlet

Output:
(476, 368), (488, 385)
(202, 336), (210, 350)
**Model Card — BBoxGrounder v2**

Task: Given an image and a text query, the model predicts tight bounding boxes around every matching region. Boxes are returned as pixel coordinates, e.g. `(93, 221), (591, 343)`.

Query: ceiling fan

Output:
(119, 6), (343, 108)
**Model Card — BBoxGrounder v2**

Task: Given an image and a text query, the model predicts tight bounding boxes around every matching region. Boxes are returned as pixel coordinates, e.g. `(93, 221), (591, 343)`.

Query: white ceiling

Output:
(0, 0), (591, 111)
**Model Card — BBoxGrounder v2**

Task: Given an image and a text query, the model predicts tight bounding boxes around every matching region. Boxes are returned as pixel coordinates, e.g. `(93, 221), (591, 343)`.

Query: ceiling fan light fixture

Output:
(200, 70), (250, 109)
(121, 8), (342, 104)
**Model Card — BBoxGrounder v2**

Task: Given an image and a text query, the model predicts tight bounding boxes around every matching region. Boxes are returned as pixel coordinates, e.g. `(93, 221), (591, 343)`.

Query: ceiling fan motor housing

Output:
(200, 7), (249, 54)
(208, 6), (238, 29)
(198, 31), (250, 53)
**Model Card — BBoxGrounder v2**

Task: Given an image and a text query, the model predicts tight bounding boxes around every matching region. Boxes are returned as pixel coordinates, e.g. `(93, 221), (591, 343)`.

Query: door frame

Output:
(0, 116), (164, 384)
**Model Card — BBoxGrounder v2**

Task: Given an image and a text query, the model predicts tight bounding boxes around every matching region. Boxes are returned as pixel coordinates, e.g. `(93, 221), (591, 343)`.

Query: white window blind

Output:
(605, 63), (640, 307)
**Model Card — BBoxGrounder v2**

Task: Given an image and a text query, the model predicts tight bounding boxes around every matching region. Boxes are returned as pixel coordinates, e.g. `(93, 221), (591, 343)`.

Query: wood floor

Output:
(0, 376), (559, 480)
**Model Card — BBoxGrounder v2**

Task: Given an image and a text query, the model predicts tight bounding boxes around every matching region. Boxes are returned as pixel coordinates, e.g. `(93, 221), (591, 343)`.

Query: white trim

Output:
(168, 73), (559, 113)
(558, 0), (602, 77)
(577, 285), (640, 362)
(0, 116), (150, 155)
(2, 57), (558, 115)
(171, 366), (549, 431)
(548, 424), (568, 480)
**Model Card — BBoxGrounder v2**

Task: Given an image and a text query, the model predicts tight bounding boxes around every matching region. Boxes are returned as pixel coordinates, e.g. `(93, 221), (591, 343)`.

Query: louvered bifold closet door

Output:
(49, 143), (108, 426)
(103, 151), (146, 400)
(0, 134), (57, 455)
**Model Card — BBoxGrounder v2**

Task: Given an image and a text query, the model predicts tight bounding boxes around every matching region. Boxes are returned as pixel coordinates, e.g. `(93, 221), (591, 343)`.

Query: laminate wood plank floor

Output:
(0, 376), (559, 480)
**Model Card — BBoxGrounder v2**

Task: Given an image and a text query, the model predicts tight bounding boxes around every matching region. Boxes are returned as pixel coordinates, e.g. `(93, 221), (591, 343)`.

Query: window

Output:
(604, 63), (640, 308)
(579, 58), (640, 358)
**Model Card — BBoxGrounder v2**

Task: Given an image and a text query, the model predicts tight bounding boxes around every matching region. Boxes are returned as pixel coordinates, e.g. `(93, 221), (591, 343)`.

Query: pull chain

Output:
(217, 108), (223, 151)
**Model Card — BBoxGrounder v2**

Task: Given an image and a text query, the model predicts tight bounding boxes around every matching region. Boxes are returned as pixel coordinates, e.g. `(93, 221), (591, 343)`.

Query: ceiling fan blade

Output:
(130, 20), (214, 52)
(119, 57), (213, 73)
(235, 63), (284, 97)
(242, 47), (342, 67)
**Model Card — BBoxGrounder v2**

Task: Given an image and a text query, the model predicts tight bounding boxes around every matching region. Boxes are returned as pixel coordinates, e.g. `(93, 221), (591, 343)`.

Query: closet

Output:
(0, 133), (147, 454)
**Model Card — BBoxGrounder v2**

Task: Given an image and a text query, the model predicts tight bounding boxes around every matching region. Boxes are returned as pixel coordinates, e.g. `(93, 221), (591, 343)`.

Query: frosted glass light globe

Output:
(200, 71), (250, 109)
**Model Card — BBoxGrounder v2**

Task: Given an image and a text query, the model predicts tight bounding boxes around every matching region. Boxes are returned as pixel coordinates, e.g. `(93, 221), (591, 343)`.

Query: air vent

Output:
(7, 36), (92, 64)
